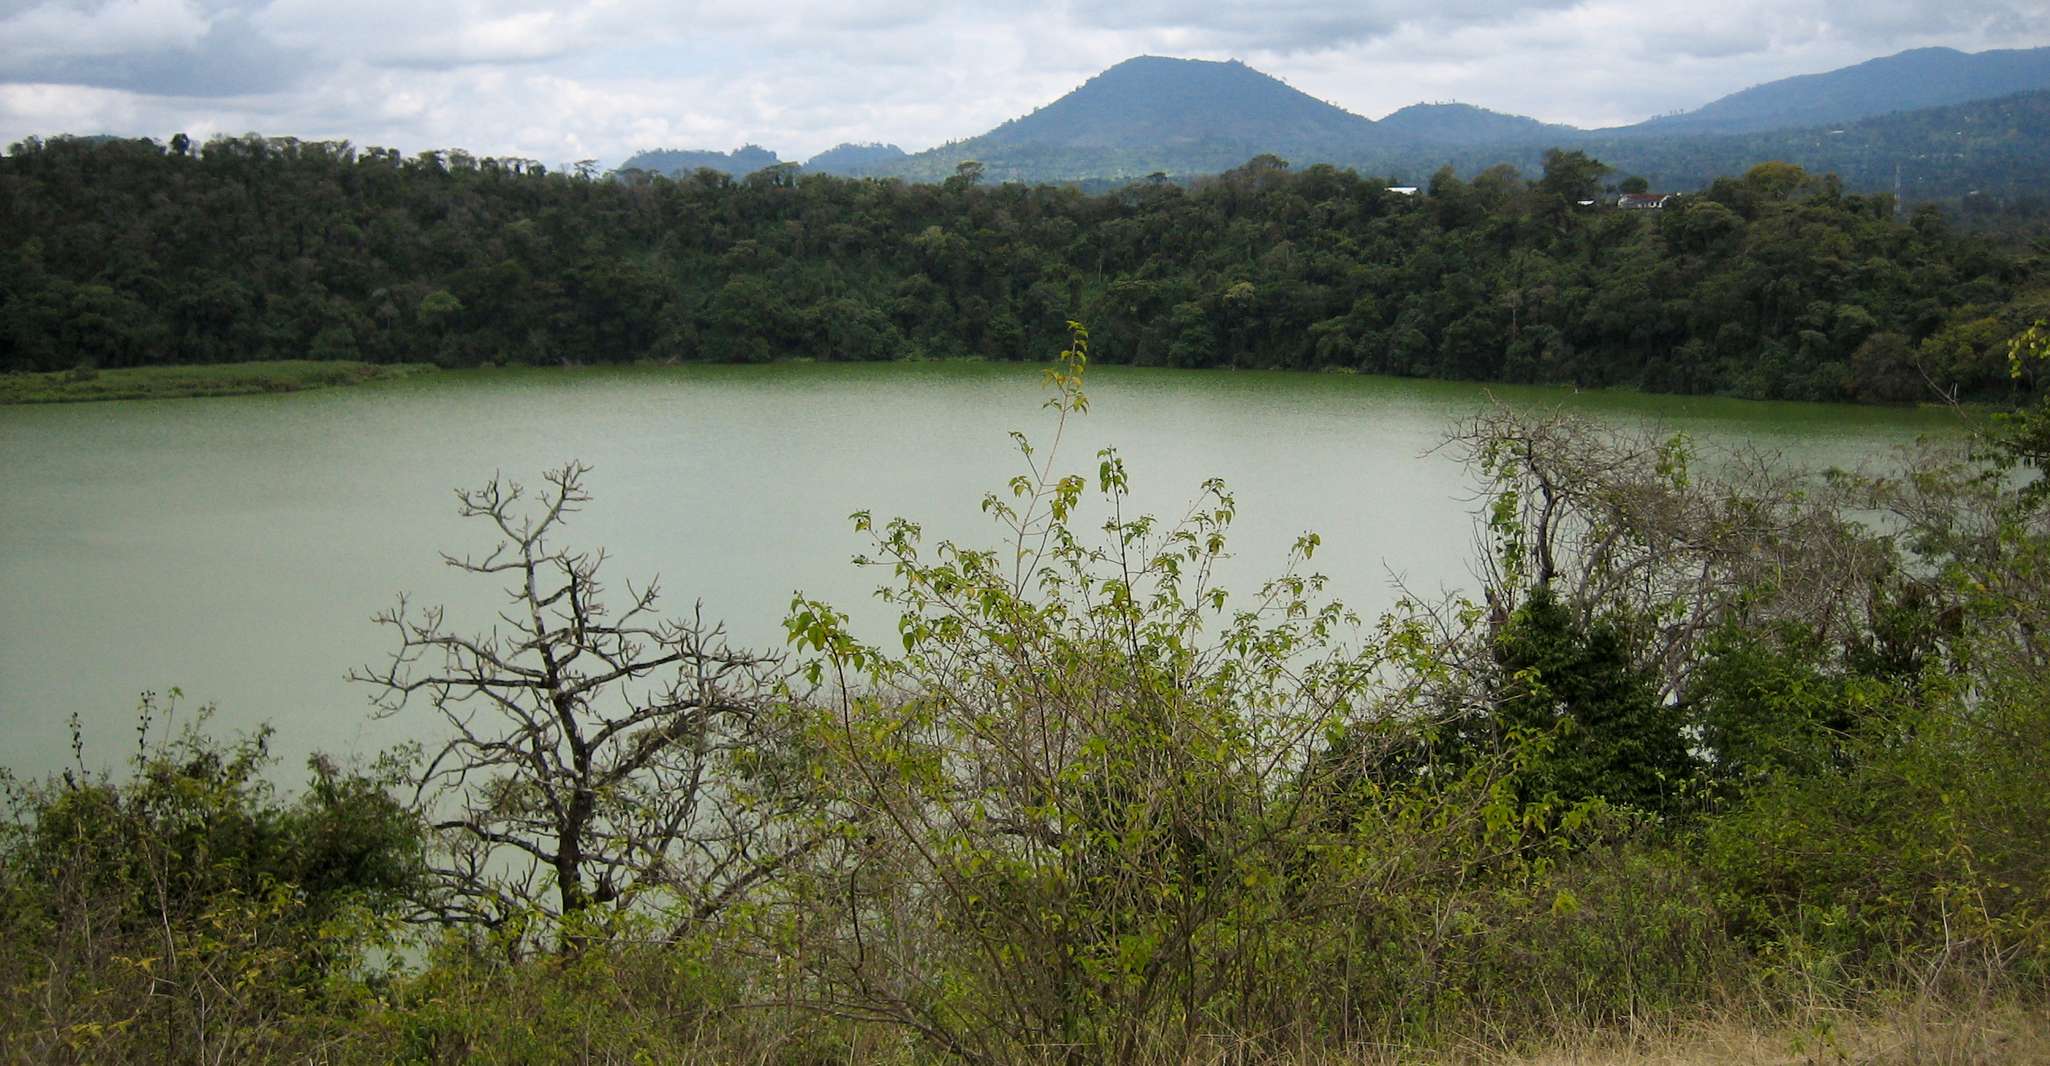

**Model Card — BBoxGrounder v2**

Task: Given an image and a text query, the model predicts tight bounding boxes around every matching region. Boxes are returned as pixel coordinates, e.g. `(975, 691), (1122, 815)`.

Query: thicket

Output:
(0, 698), (421, 1062)
(4, 133), (2046, 404)
(5, 326), (2049, 1063)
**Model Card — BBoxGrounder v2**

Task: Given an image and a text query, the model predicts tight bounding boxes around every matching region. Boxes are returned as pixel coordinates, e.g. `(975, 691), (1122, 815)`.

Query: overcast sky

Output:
(3, 0), (2047, 168)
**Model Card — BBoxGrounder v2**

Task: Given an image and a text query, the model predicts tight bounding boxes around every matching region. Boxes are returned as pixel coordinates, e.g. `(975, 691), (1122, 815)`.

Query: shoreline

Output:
(0, 361), (437, 404)
(1, 357), (1991, 416)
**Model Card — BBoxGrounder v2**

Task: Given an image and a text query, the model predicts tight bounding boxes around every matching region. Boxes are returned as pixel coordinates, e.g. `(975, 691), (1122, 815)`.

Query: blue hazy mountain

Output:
(614, 46), (2050, 194)
(616, 144), (782, 177)
(1626, 46), (2050, 135)
(1376, 102), (1579, 145)
(804, 142), (908, 175)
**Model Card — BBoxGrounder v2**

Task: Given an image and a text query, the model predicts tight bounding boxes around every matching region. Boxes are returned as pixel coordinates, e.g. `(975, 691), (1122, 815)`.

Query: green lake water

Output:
(0, 362), (1964, 776)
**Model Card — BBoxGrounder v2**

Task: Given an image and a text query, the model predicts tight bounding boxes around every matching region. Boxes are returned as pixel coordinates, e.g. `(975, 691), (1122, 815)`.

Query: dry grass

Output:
(1108, 1003), (2050, 1066)
(1425, 1004), (2050, 1066)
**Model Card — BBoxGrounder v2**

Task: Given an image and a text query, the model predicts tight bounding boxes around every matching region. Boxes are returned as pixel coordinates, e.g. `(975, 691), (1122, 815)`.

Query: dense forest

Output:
(5, 133), (2046, 404)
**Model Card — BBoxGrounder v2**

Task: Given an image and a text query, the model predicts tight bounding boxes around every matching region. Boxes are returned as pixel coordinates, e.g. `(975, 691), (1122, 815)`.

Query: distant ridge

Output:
(804, 142), (907, 175)
(857, 46), (2050, 185)
(604, 46), (2050, 198)
(617, 144), (781, 177)
(1377, 102), (1577, 146)
(1626, 45), (2050, 134)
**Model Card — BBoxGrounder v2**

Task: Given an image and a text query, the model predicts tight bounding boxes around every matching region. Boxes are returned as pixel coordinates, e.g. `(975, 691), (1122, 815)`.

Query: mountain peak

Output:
(1101, 54), (1248, 71)
(974, 54), (1373, 154)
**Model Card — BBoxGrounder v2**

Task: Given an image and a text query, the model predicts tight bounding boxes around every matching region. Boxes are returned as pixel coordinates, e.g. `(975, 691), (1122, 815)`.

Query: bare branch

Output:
(354, 463), (800, 953)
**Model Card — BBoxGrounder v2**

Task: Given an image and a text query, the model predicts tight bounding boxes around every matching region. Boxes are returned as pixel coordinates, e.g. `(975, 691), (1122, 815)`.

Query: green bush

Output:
(0, 693), (423, 1064)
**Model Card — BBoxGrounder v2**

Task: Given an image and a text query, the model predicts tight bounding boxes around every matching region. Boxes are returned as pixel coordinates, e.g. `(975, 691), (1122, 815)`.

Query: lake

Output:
(0, 362), (1962, 778)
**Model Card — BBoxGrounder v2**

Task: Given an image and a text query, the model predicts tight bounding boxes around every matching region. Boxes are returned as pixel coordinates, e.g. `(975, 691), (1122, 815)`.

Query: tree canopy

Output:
(4, 134), (2045, 404)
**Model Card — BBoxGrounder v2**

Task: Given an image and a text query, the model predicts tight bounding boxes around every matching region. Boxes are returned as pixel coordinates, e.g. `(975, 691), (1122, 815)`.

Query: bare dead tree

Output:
(1861, 438), (2050, 676)
(1447, 404), (1894, 703)
(352, 463), (805, 950)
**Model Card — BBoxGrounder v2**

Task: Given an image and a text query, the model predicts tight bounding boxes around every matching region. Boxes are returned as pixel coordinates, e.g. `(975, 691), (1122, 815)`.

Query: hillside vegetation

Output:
(5, 134), (2045, 404)
(1445, 91), (2050, 212)
(614, 143), (783, 177)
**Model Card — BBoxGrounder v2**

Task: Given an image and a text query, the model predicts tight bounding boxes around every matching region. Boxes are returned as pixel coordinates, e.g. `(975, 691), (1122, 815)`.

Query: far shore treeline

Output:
(4, 133), (2046, 404)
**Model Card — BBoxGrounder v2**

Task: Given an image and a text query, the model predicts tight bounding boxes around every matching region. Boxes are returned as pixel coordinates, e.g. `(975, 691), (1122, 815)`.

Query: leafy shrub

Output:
(0, 692), (423, 1064)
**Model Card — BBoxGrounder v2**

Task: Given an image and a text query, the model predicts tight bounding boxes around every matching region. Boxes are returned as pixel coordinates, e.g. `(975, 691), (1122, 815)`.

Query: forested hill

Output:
(1410, 91), (2050, 215)
(803, 142), (908, 175)
(883, 56), (1383, 183)
(1375, 103), (1577, 146)
(618, 48), (2050, 197)
(968, 56), (1376, 153)
(3, 135), (2045, 405)
(615, 143), (783, 177)
(860, 90), (2050, 206)
(1628, 45), (2050, 136)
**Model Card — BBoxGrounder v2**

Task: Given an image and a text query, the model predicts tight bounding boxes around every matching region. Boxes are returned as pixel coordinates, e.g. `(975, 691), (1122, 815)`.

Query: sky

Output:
(3, 0), (2048, 169)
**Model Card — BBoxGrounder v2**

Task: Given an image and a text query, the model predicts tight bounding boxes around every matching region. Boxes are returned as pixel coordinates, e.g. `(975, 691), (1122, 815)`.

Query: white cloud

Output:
(1, 0), (2048, 165)
(1062, 0), (1584, 52)
(253, 0), (595, 66)
(1, 0), (211, 61)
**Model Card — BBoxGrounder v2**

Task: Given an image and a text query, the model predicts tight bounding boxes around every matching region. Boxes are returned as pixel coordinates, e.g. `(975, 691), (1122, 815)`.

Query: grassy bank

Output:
(1514, 1009), (2050, 1066)
(0, 361), (435, 404)
(256, 974), (2050, 1064)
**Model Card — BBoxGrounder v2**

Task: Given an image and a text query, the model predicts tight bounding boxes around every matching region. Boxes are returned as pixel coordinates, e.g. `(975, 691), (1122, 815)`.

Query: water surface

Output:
(0, 363), (1961, 776)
